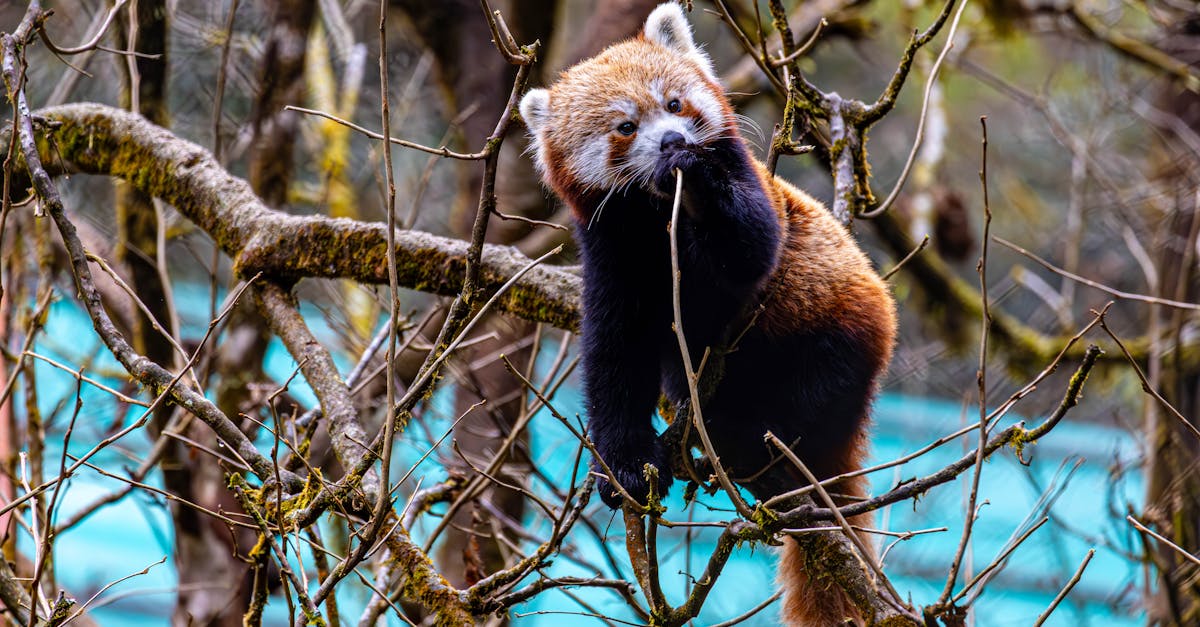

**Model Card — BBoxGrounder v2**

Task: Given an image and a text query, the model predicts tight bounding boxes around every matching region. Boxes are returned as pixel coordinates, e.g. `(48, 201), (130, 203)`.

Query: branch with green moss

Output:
(255, 281), (380, 506)
(11, 103), (581, 332)
(757, 0), (960, 223)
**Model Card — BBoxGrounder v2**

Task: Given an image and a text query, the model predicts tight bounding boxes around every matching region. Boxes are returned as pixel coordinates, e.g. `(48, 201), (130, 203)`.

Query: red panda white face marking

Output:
(520, 3), (734, 215)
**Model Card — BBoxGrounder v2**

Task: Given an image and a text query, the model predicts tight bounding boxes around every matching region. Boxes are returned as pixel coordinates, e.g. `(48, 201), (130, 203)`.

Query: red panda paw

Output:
(652, 146), (712, 200)
(595, 443), (675, 509)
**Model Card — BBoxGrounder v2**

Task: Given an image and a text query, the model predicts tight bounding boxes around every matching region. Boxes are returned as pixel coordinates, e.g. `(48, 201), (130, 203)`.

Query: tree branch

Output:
(11, 103), (581, 331)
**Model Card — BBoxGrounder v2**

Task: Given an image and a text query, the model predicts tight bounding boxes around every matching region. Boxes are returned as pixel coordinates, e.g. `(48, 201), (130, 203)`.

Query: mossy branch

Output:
(11, 103), (581, 331)
(254, 282), (380, 506)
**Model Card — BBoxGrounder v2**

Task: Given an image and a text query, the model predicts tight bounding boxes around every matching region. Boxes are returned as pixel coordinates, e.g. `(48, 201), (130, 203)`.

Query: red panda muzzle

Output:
(660, 130), (687, 152)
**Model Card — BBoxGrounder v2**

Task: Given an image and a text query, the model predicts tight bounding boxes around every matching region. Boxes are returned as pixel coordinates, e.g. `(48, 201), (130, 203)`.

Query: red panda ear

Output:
(644, 3), (717, 80)
(520, 88), (551, 136)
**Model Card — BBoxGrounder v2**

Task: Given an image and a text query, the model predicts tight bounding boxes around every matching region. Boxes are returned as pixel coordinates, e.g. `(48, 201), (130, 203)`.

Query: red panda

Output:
(519, 3), (897, 625)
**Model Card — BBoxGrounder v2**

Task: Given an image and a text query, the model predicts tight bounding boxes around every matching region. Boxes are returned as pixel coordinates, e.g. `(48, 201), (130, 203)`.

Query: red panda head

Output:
(520, 3), (737, 209)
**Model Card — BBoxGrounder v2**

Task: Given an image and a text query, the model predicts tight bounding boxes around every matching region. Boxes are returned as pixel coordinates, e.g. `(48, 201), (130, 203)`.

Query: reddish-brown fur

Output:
(754, 163), (894, 627)
(754, 164), (895, 366)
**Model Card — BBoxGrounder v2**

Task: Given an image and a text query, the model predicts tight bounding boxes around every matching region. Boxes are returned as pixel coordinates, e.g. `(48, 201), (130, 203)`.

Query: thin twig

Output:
(771, 19), (827, 67)
(36, 0), (130, 55)
(881, 234), (930, 281)
(26, 350), (145, 405)
(859, 0), (968, 218)
(705, 591), (783, 627)
(376, 0), (402, 564)
(492, 208), (569, 231)
(285, 105), (485, 160)
(950, 517), (1048, 604)
(61, 557), (166, 625)
(1097, 318), (1200, 442)
(667, 168), (753, 518)
(995, 236), (1200, 311)
(211, 0), (239, 162)
(1128, 516), (1200, 567)
(1032, 548), (1095, 627)
(936, 115), (991, 610)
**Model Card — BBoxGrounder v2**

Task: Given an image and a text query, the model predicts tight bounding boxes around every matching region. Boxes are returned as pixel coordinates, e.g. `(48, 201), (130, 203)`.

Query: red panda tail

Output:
(778, 470), (873, 625)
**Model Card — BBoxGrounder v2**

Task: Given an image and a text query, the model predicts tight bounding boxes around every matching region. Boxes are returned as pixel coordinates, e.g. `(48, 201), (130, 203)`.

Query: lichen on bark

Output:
(17, 103), (582, 332)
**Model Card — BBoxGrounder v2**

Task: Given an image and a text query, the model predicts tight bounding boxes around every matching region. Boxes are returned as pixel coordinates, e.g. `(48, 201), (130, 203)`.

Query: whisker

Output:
(590, 185), (618, 229)
(732, 113), (765, 142)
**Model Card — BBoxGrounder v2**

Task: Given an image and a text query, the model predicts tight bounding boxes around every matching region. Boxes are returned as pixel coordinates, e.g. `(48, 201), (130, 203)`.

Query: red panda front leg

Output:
(575, 215), (675, 509)
(651, 137), (781, 293)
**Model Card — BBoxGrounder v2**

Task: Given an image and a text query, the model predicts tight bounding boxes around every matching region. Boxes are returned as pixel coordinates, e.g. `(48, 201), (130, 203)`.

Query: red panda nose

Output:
(660, 131), (686, 152)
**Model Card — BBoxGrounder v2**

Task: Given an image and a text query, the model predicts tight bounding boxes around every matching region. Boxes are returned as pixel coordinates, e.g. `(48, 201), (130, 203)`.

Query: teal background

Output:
(21, 297), (1145, 625)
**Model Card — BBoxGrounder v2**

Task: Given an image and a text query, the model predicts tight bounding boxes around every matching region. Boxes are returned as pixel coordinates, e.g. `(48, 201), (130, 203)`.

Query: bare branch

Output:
(996, 236), (1200, 311)
(1033, 548), (1096, 627)
(668, 169), (752, 518)
(37, 0), (130, 56)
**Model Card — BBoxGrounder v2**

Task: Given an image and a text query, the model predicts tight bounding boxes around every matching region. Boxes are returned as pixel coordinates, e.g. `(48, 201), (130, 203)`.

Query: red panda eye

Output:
(667, 99), (682, 113)
(617, 121), (638, 136)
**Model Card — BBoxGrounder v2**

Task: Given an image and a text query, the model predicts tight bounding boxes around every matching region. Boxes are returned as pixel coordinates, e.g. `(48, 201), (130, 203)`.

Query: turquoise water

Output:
(21, 298), (1144, 625)
(502, 392), (1143, 626)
